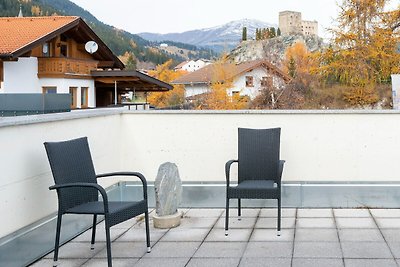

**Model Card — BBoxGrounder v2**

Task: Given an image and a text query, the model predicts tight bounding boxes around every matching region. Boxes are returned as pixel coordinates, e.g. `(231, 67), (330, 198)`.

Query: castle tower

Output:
(279, 11), (302, 35)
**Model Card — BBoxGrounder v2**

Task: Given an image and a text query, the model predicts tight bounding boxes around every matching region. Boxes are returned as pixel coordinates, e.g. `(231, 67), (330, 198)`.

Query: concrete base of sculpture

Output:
(153, 211), (181, 229)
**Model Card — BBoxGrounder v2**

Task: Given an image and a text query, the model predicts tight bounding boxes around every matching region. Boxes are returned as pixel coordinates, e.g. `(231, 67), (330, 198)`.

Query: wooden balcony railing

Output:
(38, 57), (98, 77)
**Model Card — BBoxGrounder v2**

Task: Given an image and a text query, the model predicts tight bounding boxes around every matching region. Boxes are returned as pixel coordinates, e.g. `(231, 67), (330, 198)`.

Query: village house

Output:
(172, 59), (291, 100)
(0, 16), (171, 110)
(174, 59), (210, 72)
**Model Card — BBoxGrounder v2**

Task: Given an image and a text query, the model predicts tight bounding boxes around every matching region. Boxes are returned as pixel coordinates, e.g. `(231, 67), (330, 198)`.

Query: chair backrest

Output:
(238, 128), (281, 182)
(44, 137), (98, 212)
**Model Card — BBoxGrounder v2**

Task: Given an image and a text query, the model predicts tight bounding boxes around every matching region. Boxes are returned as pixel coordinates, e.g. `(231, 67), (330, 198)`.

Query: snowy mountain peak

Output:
(138, 19), (276, 53)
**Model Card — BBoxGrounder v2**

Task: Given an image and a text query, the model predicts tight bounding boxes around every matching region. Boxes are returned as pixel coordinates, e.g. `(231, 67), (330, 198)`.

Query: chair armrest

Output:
(49, 182), (109, 213)
(277, 160), (285, 186)
(225, 160), (238, 187)
(96, 172), (148, 200)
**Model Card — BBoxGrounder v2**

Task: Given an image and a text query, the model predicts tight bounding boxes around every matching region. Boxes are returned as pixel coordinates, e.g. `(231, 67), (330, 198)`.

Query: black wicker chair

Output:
(44, 137), (150, 267)
(225, 128), (285, 236)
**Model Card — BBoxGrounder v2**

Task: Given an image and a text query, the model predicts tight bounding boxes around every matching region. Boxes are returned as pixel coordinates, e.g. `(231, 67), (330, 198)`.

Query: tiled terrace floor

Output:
(31, 208), (400, 267)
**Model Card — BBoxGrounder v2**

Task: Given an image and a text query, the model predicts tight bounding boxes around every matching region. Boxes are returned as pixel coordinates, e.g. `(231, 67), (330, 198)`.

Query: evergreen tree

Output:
(277, 28), (281, 36)
(270, 27), (276, 38)
(288, 56), (296, 78)
(125, 53), (137, 70)
(242, 26), (247, 41)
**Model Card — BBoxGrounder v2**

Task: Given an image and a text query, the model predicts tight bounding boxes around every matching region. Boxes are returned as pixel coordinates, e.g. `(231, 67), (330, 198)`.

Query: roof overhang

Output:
(0, 17), (124, 69)
(91, 70), (173, 92)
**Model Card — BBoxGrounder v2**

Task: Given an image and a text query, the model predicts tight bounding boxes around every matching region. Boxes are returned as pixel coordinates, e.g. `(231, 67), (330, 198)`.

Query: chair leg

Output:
(277, 197), (281, 236)
(238, 198), (241, 220)
(105, 219), (112, 267)
(144, 211), (151, 253)
(53, 212), (62, 267)
(90, 215), (97, 249)
(225, 197), (229, 236)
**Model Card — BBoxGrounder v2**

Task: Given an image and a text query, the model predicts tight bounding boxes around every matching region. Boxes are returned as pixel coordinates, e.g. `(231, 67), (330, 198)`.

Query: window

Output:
(42, 42), (51, 57)
(42, 87), (57, 94)
(60, 44), (68, 57)
(261, 76), (273, 87)
(245, 76), (254, 87)
(81, 87), (88, 108)
(69, 87), (77, 109)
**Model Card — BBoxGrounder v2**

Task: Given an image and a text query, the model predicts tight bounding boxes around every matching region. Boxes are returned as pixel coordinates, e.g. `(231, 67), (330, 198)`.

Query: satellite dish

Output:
(85, 41), (98, 54)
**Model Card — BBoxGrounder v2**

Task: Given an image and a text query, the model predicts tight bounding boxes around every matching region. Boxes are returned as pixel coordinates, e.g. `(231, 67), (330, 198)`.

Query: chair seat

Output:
(228, 180), (279, 199)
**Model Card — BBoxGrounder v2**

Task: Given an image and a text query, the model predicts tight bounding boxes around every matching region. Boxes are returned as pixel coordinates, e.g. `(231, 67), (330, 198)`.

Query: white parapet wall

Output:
(1, 109), (400, 237)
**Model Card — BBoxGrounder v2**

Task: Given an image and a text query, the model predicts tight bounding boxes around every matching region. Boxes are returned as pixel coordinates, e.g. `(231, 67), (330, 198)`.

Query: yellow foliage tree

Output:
(318, 0), (400, 106)
(31, 5), (41, 16)
(147, 60), (186, 108)
(198, 58), (248, 110)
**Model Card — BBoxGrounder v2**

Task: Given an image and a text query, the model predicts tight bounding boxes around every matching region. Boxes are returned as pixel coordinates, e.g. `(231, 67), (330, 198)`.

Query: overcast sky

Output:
(69, 0), (343, 38)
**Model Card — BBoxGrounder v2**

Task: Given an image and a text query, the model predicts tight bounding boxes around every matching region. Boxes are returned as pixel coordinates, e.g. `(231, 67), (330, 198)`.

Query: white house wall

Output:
(39, 78), (95, 108)
(2, 57), (40, 93)
(1, 57), (95, 108)
(185, 84), (210, 98)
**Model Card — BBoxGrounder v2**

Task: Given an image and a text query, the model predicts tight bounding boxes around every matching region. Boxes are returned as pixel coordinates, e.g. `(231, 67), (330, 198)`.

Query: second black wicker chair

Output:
(44, 137), (150, 267)
(225, 128), (285, 236)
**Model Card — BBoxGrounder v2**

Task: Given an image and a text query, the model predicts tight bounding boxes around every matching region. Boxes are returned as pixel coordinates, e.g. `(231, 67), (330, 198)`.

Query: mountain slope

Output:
(139, 19), (277, 52)
(0, 0), (214, 67)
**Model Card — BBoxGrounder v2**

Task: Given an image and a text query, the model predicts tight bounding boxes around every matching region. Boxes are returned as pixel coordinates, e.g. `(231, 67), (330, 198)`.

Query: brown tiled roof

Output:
(0, 16), (79, 55)
(172, 59), (291, 84)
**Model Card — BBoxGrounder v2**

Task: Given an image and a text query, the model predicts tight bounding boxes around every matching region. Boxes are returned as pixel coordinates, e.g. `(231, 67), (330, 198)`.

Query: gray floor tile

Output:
(255, 217), (295, 229)
(259, 208), (296, 218)
(206, 228), (252, 242)
(386, 242), (400, 258)
(297, 209), (333, 218)
(194, 242), (247, 258)
(375, 218), (400, 228)
(344, 259), (397, 267)
(370, 209), (400, 218)
(381, 229), (400, 242)
(82, 258), (139, 267)
(187, 257), (241, 267)
(239, 257), (291, 267)
(94, 242), (147, 258)
(296, 218), (335, 228)
(292, 258), (344, 267)
(338, 229), (384, 242)
(341, 242), (393, 258)
(184, 209), (223, 218)
(222, 208), (260, 218)
(31, 259), (87, 267)
(336, 217), (377, 229)
(295, 228), (339, 242)
(143, 241), (200, 258)
(333, 209), (370, 218)
(73, 227), (127, 242)
(160, 228), (209, 242)
(293, 242), (342, 258)
(250, 229), (294, 242)
(115, 227), (166, 243)
(243, 242), (293, 258)
(45, 242), (105, 259)
(134, 258), (189, 267)
(179, 217), (218, 228)
(216, 217), (257, 229)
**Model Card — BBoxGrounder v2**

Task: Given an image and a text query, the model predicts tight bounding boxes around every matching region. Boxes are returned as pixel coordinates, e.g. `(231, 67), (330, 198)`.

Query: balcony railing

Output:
(37, 57), (98, 77)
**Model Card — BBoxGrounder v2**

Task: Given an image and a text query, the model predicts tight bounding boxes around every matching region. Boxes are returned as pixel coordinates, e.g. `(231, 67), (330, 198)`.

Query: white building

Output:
(174, 59), (210, 73)
(0, 16), (171, 110)
(172, 59), (291, 100)
(392, 74), (400, 109)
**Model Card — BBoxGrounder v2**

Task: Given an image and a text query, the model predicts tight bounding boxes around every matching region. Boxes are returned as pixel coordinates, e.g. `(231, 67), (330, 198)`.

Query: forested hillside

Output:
(0, 0), (215, 67)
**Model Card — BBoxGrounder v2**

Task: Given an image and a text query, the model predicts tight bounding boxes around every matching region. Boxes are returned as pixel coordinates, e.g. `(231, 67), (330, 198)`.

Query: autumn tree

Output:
(318, 0), (400, 106)
(284, 42), (317, 90)
(147, 60), (186, 108)
(196, 58), (248, 110)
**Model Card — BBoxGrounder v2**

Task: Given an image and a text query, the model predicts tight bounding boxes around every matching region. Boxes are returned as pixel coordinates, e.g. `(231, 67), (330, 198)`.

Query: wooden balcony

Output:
(37, 57), (98, 78)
